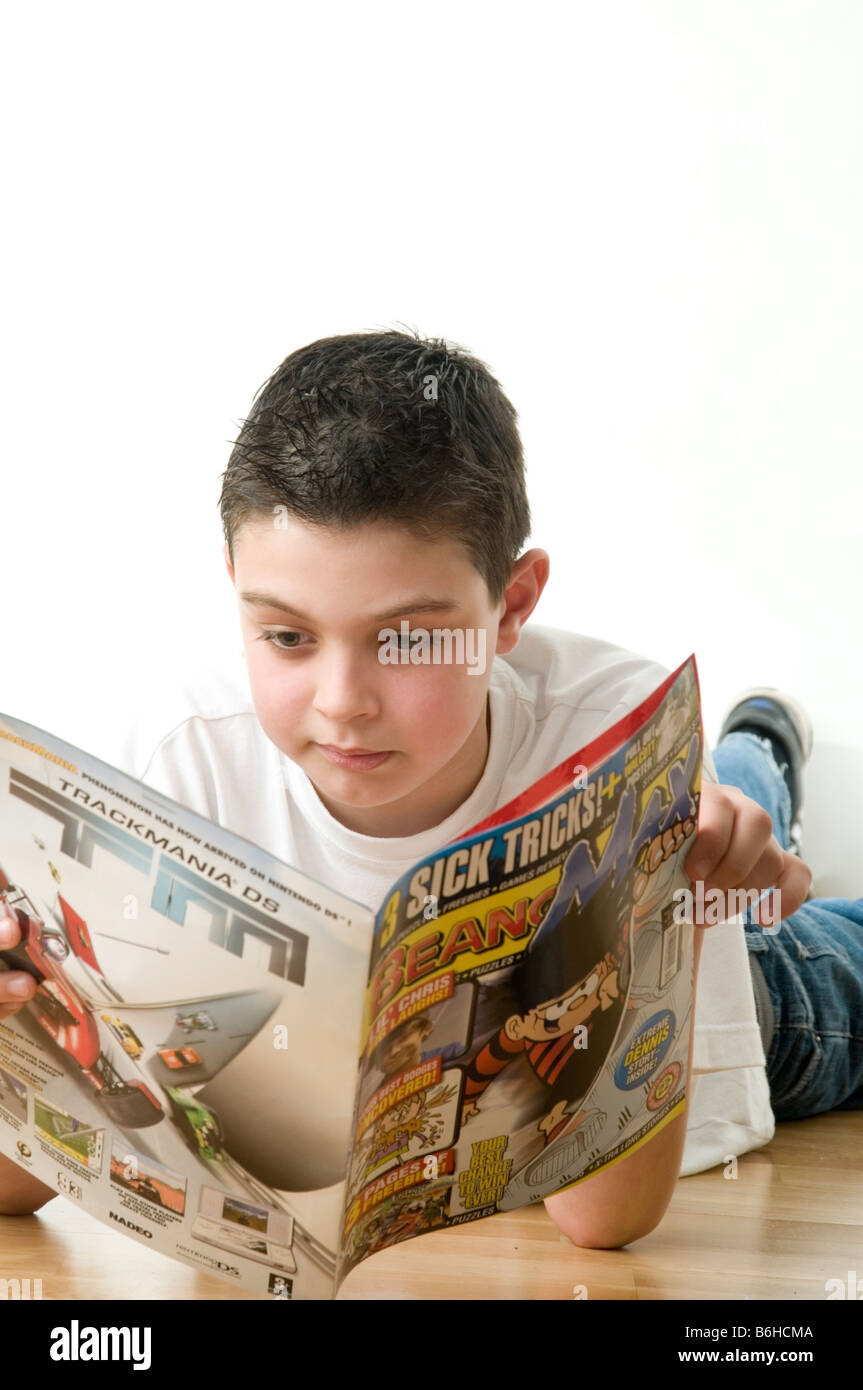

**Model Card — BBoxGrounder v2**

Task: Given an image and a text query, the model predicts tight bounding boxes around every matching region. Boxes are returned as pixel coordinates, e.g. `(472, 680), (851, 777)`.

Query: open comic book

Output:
(0, 656), (703, 1300)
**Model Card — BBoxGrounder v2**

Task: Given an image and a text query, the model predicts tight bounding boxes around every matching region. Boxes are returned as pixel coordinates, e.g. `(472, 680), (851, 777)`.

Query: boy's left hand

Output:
(685, 783), (812, 923)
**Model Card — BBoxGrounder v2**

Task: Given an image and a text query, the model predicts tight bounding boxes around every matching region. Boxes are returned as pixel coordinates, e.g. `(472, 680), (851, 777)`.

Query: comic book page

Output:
(0, 716), (374, 1301)
(337, 657), (703, 1283)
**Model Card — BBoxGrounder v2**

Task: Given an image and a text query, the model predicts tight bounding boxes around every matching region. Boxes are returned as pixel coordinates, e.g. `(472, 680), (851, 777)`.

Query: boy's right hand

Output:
(0, 906), (38, 1019)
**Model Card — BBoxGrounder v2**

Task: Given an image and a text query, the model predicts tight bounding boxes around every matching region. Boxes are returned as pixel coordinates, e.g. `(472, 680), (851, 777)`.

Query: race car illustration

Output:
(1, 847), (281, 1161)
(0, 867), (164, 1129)
(157, 1046), (203, 1070)
(129, 1174), (163, 1205)
(175, 1011), (217, 1034)
(101, 1015), (145, 1060)
(164, 1087), (225, 1161)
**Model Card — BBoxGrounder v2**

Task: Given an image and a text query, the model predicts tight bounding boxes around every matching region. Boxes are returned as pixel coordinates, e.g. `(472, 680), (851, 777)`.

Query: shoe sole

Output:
(718, 686), (814, 764)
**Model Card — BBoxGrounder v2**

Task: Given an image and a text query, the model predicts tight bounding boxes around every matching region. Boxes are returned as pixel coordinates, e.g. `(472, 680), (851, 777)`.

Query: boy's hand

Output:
(685, 783), (812, 923)
(0, 906), (38, 1019)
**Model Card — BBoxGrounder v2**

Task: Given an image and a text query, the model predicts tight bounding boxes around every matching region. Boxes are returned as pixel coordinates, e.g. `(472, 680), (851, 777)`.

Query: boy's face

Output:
(226, 516), (521, 836)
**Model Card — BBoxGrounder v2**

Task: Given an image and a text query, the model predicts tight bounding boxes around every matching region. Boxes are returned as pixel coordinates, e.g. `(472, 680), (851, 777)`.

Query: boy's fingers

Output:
(751, 853), (813, 923)
(687, 786), (778, 890)
(684, 782), (813, 923)
(0, 905), (21, 947)
(698, 842), (808, 921)
(708, 832), (786, 896)
(685, 789), (736, 883)
(0, 972), (37, 1017)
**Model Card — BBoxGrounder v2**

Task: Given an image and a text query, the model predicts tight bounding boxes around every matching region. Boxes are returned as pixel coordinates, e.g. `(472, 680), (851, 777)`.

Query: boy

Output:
(0, 331), (820, 1248)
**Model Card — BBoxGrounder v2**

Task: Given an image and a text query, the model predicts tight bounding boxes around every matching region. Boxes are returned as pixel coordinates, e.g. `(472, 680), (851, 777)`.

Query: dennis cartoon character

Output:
(460, 873), (630, 1147)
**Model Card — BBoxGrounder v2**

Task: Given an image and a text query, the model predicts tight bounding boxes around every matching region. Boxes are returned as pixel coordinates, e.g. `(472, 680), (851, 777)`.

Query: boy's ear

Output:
(496, 548), (550, 655)
(224, 543), (236, 586)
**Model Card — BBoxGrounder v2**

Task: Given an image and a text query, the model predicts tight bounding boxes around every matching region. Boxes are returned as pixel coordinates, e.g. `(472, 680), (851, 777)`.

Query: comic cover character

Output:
(460, 873), (630, 1146)
(362, 1082), (458, 1177)
(626, 813), (698, 1004)
(358, 1190), (450, 1262)
(654, 683), (694, 763)
(370, 1013), (463, 1080)
(381, 1198), (427, 1245)
(349, 1212), (386, 1262)
(366, 1213), (395, 1257)
(460, 797), (697, 1143)
(420, 1184), (450, 1228)
(361, 1202), (410, 1257)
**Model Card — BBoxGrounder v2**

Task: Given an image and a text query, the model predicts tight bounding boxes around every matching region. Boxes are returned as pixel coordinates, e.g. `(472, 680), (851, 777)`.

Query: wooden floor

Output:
(2, 1111), (861, 1301)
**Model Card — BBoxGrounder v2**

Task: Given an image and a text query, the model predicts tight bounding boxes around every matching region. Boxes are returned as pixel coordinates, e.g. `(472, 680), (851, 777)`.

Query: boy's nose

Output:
(312, 654), (381, 725)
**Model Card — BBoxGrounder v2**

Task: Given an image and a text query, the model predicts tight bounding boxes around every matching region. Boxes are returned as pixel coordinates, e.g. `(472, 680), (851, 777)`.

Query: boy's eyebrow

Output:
(239, 591), (460, 622)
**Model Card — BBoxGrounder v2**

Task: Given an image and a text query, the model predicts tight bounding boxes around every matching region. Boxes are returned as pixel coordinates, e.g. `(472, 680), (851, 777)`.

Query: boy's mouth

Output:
(317, 745), (393, 771)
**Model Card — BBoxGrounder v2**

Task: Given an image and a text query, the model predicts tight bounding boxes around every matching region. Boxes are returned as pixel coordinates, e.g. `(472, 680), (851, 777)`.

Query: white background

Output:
(3, 2), (861, 894)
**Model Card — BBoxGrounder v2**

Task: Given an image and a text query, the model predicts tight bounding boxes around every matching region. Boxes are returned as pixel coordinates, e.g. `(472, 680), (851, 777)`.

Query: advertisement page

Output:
(0, 717), (373, 1300)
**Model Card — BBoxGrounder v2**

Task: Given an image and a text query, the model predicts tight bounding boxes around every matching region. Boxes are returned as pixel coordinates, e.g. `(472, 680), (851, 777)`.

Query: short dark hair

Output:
(219, 329), (531, 603)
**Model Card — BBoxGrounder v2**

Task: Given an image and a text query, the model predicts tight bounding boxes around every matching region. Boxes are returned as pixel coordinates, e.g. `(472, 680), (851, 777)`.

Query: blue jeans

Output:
(713, 733), (863, 1122)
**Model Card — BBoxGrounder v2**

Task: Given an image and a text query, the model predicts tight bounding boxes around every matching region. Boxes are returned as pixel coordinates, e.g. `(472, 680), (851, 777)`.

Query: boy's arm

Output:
(0, 1152), (56, 1215)
(543, 925), (705, 1249)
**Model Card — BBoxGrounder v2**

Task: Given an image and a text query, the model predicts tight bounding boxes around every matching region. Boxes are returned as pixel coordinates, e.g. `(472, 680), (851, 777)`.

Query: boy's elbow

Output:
(544, 1103), (687, 1248)
(543, 1189), (666, 1249)
(0, 1192), (56, 1216)
(0, 1155), (57, 1215)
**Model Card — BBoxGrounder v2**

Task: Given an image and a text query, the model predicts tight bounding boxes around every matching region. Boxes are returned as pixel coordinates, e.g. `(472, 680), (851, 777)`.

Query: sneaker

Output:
(716, 688), (813, 840)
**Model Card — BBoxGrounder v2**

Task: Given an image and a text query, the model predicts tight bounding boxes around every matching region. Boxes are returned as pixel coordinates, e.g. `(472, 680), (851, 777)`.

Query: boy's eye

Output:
(261, 630), (309, 652)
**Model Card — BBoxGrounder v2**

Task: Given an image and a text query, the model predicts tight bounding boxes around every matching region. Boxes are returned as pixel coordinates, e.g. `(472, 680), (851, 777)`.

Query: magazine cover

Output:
(337, 655), (703, 1281)
(0, 655), (703, 1298)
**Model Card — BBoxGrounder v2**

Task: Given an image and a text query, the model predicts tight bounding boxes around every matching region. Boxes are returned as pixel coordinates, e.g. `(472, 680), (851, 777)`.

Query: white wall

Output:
(3, 1), (861, 893)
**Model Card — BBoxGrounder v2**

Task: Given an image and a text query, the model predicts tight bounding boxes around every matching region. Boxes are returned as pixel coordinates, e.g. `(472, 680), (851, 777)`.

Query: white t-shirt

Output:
(105, 623), (775, 1178)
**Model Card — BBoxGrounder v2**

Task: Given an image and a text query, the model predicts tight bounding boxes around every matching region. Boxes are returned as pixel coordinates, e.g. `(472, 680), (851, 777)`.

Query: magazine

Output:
(0, 655), (703, 1299)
